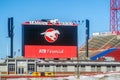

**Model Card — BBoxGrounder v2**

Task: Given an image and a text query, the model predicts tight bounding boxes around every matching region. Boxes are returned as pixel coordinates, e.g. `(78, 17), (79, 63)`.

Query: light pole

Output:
(8, 17), (14, 58)
(75, 19), (89, 79)
(74, 20), (83, 80)
(85, 19), (90, 59)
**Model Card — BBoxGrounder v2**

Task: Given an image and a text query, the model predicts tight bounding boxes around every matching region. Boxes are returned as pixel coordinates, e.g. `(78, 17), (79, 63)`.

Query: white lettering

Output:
(39, 49), (64, 54)
(29, 21), (74, 26)
(59, 22), (73, 26)
(39, 49), (46, 53)
(29, 21), (47, 25)
(47, 49), (64, 54)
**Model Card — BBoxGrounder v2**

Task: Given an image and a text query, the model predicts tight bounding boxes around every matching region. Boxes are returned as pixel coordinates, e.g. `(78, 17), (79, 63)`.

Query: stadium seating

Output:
(78, 32), (120, 61)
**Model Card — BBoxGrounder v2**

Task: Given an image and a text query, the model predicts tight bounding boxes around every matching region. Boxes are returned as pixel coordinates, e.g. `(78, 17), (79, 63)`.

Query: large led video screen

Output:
(22, 25), (77, 58)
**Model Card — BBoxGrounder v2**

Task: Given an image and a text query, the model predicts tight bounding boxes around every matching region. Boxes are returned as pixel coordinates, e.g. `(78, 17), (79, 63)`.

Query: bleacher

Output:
(78, 32), (120, 60)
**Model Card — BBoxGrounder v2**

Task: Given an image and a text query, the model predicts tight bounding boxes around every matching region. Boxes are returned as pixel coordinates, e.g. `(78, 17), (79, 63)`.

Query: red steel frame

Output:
(110, 0), (120, 34)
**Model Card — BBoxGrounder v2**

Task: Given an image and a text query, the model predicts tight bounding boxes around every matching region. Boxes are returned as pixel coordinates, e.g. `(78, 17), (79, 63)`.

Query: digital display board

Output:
(22, 24), (77, 58)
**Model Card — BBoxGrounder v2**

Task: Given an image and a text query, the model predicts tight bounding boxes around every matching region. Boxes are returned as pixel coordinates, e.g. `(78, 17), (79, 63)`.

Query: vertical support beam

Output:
(26, 59), (28, 74)
(15, 59), (16, 74)
(76, 62), (80, 79)
(7, 59), (8, 75)
(35, 60), (37, 72)
(53, 64), (56, 77)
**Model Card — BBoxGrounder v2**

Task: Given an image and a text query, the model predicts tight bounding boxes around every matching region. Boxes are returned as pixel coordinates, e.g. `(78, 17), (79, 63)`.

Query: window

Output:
(45, 65), (50, 71)
(38, 65), (43, 67)
(97, 66), (101, 72)
(56, 65), (61, 67)
(74, 65), (77, 71)
(81, 65), (85, 72)
(45, 65), (49, 67)
(8, 64), (15, 71)
(91, 65), (96, 72)
(75, 65), (77, 67)
(62, 65), (67, 71)
(28, 64), (35, 72)
(62, 65), (67, 67)
(56, 65), (61, 72)
(112, 66), (116, 71)
(107, 66), (111, 72)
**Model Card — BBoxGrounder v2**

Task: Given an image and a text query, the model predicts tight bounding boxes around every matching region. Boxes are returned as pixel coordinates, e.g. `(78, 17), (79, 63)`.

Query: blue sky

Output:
(0, 0), (110, 58)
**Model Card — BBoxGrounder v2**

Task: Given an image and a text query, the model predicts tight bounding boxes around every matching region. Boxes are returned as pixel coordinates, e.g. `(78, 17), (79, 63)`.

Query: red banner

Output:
(24, 45), (77, 58)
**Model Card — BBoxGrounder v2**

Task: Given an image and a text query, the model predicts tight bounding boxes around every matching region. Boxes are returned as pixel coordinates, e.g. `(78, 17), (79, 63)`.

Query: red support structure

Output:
(110, 0), (120, 34)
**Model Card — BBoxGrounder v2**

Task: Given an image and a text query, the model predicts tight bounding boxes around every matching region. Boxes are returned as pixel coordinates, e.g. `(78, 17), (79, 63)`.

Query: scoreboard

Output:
(22, 19), (78, 58)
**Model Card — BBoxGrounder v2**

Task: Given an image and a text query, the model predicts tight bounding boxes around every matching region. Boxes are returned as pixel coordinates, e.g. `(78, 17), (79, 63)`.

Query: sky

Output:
(0, 0), (110, 59)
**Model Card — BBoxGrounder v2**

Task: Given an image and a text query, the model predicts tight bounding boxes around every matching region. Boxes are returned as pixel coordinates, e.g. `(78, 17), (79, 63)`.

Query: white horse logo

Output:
(41, 28), (60, 43)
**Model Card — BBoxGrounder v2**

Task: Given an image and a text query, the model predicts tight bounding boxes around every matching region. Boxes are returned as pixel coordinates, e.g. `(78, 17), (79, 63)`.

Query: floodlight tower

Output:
(8, 17), (14, 58)
(110, 0), (120, 34)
